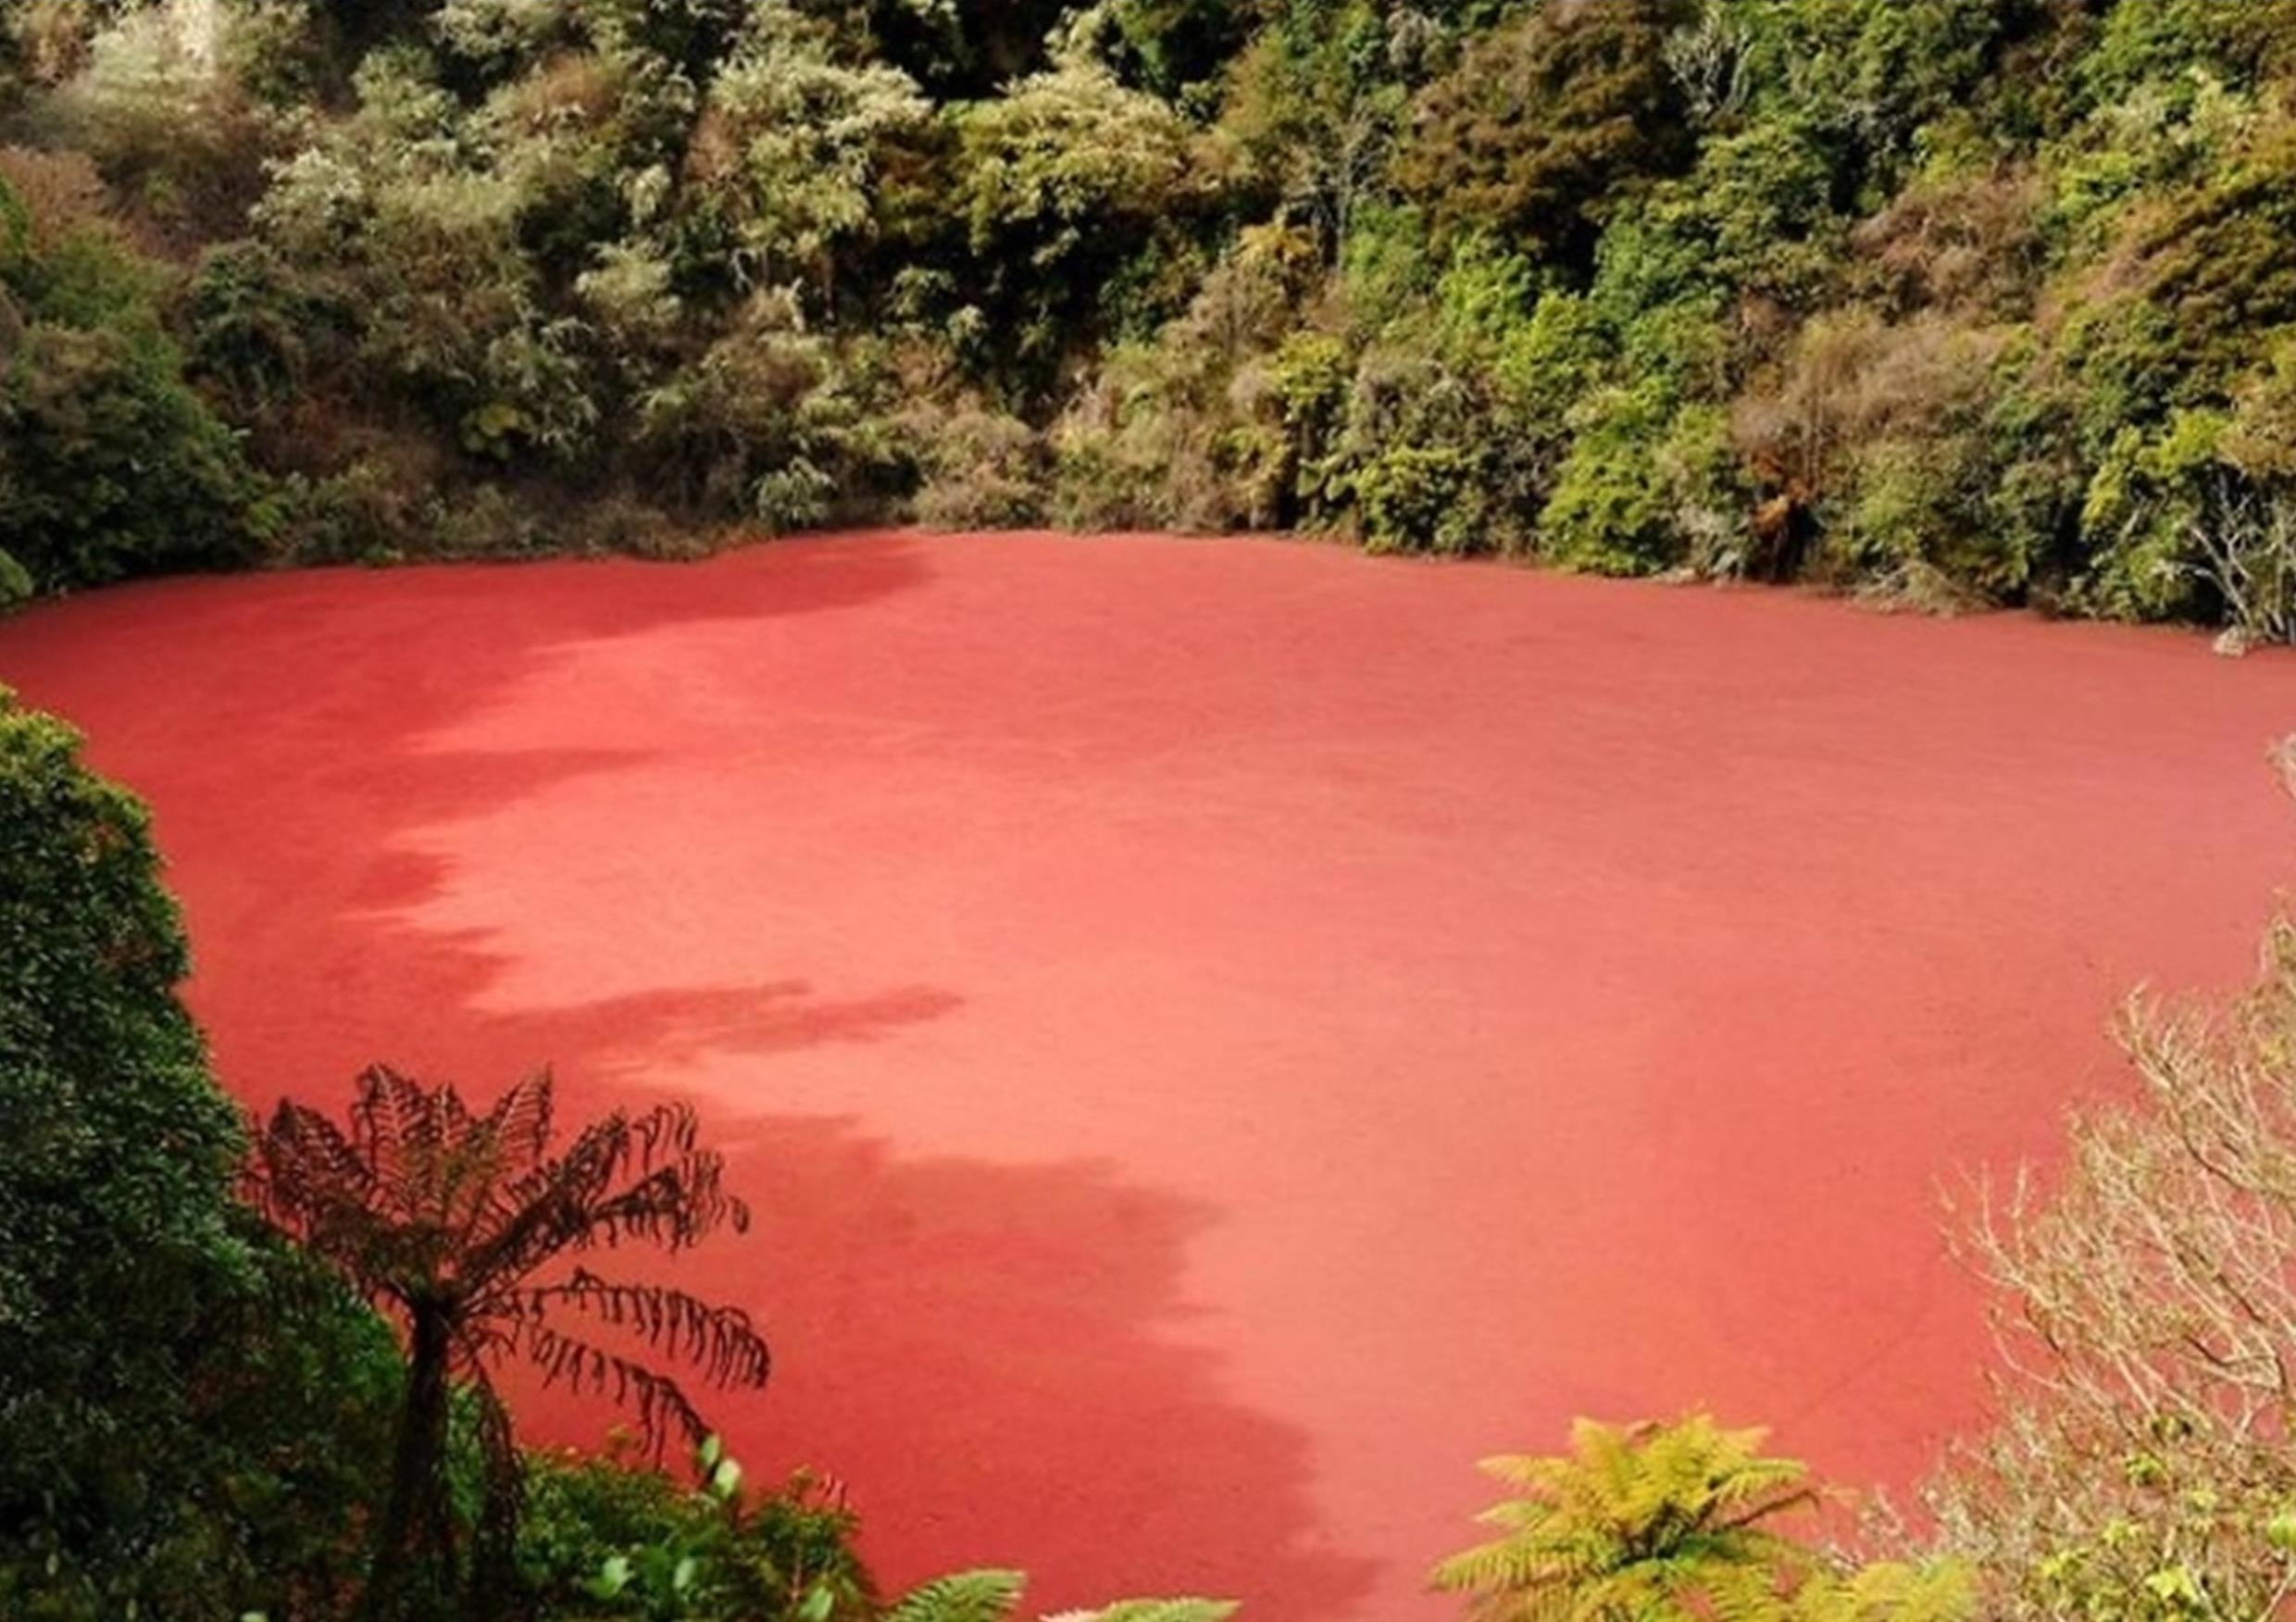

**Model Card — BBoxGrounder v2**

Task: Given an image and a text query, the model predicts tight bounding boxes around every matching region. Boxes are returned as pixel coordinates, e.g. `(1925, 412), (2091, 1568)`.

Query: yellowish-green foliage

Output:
(1784, 1561), (1973, 1622)
(1433, 1416), (1816, 1622)
(1433, 1416), (1972, 1622)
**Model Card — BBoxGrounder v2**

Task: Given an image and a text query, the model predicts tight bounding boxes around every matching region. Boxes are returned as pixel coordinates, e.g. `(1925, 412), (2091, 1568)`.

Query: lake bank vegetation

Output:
(6, 2), (2296, 638)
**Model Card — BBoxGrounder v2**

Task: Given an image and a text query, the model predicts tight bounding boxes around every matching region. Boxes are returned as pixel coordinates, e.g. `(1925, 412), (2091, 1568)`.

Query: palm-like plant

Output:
(249, 1064), (771, 1621)
(1432, 1415), (1817, 1622)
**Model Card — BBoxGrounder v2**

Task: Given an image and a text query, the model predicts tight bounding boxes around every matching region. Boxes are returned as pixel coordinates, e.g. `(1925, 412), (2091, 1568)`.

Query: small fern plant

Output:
(1432, 1415), (1817, 1622)
(887, 1568), (1237, 1622)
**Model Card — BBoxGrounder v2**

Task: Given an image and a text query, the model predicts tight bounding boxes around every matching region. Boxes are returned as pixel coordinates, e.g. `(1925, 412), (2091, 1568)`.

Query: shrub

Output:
(520, 1442), (874, 1622)
(1931, 918), (2296, 1619)
(1396, 0), (1695, 269)
(1045, 225), (1330, 534)
(1734, 309), (2020, 599)
(0, 169), (262, 593)
(1538, 385), (1682, 574)
(0, 319), (263, 588)
(19, 5), (291, 246)
(635, 297), (899, 531)
(910, 402), (1048, 529)
(1331, 345), (1506, 555)
(680, 6), (931, 295)
(0, 690), (397, 1621)
(1353, 440), (1483, 555)
(951, 58), (1217, 377)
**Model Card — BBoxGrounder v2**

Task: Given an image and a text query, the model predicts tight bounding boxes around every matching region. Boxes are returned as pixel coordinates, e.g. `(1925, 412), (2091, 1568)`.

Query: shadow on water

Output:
(0, 536), (1378, 1619)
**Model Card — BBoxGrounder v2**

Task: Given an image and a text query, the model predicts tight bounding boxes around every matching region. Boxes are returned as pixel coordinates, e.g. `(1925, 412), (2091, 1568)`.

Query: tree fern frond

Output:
(1042, 1600), (1240, 1622)
(506, 1266), (769, 1390)
(885, 1567), (1027, 1622)
(518, 1318), (708, 1450)
(1791, 1560), (1975, 1622)
(350, 1063), (445, 1215)
(480, 1067), (555, 1167)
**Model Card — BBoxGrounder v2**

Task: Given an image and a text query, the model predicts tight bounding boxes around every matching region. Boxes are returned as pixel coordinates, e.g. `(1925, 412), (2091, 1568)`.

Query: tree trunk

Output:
(362, 1304), (455, 1622)
(465, 1387), (530, 1622)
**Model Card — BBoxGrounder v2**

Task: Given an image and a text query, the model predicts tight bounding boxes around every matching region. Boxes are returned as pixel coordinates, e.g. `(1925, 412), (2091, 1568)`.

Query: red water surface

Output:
(6, 530), (2296, 1617)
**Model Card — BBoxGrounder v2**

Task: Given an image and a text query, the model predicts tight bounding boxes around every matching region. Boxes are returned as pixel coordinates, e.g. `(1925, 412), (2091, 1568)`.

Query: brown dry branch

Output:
(1930, 930), (2296, 1619)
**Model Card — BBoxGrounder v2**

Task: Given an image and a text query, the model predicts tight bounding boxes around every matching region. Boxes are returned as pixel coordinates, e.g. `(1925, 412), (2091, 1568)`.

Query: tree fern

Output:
(248, 1065), (768, 1621)
(1788, 1560), (1974, 1622)
(1432, 1415), (1816, 1622)
(886, 1568), (1029, 1622)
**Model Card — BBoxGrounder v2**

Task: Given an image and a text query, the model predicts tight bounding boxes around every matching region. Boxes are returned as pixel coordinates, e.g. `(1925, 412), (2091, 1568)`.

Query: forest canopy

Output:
(6, 0), (2296, 630)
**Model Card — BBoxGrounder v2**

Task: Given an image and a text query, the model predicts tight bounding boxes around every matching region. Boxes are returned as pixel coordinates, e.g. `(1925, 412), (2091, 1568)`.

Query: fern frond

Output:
(1791, 1560), (1975, 1622)
(1060, 1600), (1241, 1622)
(517, 1318), (708, 1450)
(505, 1266), (770, 1390)
(480, 1067), (555, 1167)
(885, 1567), (1026, 1622)
(1432, 1416), (1812, 1621)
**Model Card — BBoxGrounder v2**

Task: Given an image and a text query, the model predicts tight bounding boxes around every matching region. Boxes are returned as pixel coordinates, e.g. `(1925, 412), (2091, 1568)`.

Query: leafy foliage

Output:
(6, 0), (2296, 633)
(0, 156), (259, 594)
(1432, 1415), (1816, 1622)
(0, 688), (397, 1620)
(1431, 1415), (1976, 1622)
(520, 1438), (875, 1622)
(1397, 0), (1695, 269)
(884, 1568), (1235, 1622)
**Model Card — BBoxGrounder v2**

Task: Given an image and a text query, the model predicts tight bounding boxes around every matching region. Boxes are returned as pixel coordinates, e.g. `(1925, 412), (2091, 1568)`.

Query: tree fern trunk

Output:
(465, 1385), (529, 1622)
(362, 1302), (455, 1622)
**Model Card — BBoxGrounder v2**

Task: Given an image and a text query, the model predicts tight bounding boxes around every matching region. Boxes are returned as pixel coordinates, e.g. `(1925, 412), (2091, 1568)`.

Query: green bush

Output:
(0, 690), (397, 1621)
(1538, 385), (1682, 575)
(520, 1443), (874, 1622)
(0, 171), (261, 593)
(635, 300), (898, 531)
(1395, 0), (1694, 270)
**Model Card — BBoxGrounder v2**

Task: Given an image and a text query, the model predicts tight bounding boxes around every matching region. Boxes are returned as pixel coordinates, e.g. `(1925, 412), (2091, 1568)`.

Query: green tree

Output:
(952, 56), (1217, 375)
(1397, 0), (1696, 271)
(0, 168), (259, 594)
(683, 4), (931, 296)
(0, 689), (396, 1620)
(0, 685), (248, 1596)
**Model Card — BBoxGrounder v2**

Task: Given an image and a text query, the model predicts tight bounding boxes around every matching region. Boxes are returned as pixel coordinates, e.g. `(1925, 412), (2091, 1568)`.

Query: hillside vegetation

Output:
(6, 0), (2296, 634)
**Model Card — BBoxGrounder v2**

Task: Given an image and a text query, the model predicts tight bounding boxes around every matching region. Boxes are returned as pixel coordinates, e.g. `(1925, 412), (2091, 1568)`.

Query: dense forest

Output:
(6, 0), (2296, 636)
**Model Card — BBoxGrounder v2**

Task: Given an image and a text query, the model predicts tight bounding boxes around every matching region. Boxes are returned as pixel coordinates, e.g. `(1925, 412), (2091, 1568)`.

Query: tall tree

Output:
(1397, 0), (1696, 271)
(0, 688), (248, 1603)
(0, 688), (399, 1622)
(250, 1065), (771, 1621)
